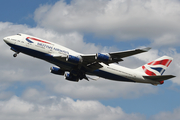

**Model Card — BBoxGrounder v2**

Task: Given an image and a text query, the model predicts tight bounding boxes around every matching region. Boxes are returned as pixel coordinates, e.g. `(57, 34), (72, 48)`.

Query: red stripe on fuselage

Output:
(27, 37), (51, 44)
(142, 66), (156, 76)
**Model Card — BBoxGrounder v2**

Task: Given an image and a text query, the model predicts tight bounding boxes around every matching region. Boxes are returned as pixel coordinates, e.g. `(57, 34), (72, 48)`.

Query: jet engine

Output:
(66, 55), (83, 63)
(65, 73), (79, 82)
(50, 67), (65, 75)
(95, 53), (112, 61)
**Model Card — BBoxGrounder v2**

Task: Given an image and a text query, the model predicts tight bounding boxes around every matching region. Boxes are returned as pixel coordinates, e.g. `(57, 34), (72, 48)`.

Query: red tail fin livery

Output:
(141, 56), (173, 76)
(136, 56), (174, 85)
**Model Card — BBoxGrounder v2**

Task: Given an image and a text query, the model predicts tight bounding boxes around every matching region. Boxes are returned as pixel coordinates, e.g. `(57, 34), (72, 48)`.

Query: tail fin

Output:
(136, 56), (173, 76)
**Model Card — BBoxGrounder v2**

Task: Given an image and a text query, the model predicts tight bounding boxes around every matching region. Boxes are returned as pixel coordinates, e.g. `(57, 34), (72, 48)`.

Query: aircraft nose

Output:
(3, 37), (9, 43)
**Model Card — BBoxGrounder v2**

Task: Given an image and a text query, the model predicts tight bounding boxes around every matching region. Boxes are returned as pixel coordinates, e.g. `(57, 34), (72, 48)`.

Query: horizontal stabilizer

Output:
(143, 75), (176, 81)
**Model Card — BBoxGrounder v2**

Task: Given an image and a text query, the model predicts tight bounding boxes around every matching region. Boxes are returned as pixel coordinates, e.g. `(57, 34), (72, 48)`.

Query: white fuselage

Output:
(3, 33), (160, 85)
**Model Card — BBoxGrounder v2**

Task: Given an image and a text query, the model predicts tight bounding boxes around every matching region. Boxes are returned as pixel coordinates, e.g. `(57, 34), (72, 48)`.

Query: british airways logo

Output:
(26, 37), (69, 55)
(26, 37), (34, 43)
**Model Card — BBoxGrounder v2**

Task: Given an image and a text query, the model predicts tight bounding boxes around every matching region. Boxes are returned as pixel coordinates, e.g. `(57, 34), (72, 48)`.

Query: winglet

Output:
(139, 47), (151, 52)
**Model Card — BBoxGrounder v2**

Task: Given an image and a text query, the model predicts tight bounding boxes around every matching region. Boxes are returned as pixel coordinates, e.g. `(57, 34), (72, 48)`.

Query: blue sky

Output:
(0, 0), (58, 26)
(1, 0), (180, 120)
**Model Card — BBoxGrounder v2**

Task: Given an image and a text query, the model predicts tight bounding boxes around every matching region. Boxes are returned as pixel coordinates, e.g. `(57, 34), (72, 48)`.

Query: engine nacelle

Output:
(65, 73), (79, 82)
(50, 67), (65, 75)
(66, 55), (83, 63)
(95, 53), (112, 61)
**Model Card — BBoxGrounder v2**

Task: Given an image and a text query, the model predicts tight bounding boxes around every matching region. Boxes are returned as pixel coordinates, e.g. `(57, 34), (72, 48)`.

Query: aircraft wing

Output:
(53, 47), (151, 70)
(81, 47), (151, 65)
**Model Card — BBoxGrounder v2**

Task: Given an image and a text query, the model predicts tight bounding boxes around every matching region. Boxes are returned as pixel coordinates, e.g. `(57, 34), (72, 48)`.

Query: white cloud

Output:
(42, 76), (158, 100)
(22, 88), (48, 104)
(152, 34), (180, 47)
(1, 95), (180, 120)
(151, 107), (180, 120)
(0, 96), (145, 120)
(34, 0), (180, 47)
(0, 96), (34, 114)
(0, 91), (13, 100)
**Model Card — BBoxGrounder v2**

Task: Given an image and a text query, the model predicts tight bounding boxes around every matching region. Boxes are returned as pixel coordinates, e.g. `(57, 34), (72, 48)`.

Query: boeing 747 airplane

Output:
(3, 33), (175, 85)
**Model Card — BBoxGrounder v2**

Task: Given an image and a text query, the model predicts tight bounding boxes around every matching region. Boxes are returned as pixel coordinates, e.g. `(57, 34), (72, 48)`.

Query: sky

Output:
(0, 0), (180, 120)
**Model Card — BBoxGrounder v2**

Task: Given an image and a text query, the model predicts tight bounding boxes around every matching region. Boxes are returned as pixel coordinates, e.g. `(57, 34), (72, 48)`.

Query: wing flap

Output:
(143, 75), (176, 81)
(86, 62), (103, 71)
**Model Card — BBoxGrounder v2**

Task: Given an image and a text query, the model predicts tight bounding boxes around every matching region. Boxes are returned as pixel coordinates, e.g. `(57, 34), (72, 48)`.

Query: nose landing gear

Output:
(13, 53), (18, 57)
(10, 47), (19, 58)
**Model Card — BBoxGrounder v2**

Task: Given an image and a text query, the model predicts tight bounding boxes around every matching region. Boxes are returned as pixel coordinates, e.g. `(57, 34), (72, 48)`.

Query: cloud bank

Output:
(0, 96), (146, 120)
(34, 0), (180, 47)
(1, 0), (180, 119)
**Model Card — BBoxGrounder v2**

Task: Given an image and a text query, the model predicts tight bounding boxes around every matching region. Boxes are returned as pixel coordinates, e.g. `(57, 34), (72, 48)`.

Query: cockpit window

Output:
(17, 33), (21, 36)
